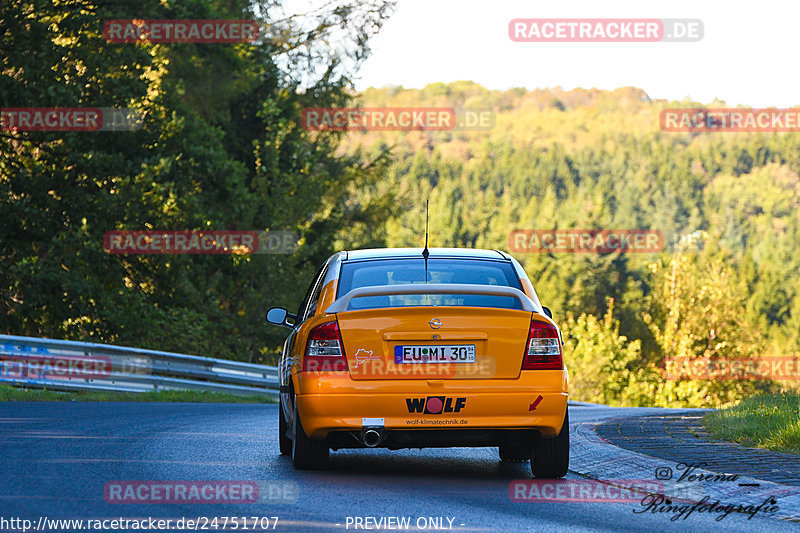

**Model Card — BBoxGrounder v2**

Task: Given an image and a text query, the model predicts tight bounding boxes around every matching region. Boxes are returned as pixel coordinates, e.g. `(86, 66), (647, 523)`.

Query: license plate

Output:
(394, 345), (476, 364)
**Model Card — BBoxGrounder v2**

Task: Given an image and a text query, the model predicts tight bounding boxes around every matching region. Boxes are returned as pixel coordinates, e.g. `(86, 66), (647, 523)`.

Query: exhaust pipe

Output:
(362, 429), (383, 448)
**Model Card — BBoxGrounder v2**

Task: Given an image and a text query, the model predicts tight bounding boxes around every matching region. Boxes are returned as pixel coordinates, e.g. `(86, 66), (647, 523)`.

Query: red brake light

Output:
(522, 321), (563, 370)
(303, 321), (348, 372)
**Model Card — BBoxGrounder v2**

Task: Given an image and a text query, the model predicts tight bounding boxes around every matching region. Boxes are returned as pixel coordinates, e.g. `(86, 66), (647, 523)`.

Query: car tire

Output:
(291, 396), (329, 470)
(531, 409), (569, 478)
(499, 443), (530, 462)
(278, 397), (291, 456)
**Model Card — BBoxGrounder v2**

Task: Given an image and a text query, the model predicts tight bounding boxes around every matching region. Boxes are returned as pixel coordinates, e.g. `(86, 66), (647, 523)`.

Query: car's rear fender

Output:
(292, 370), (569, 439)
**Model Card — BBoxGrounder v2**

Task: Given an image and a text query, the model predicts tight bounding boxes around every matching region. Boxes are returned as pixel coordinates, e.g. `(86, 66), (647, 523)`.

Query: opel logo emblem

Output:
(429, 318), (442, 329)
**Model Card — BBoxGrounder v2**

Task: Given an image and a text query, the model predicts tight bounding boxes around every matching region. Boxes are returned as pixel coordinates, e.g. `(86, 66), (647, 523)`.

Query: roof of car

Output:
(344, 248), (509, 261)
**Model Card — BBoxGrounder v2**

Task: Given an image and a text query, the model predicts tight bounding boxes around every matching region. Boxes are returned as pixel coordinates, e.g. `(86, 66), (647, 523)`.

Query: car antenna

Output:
(422, 200), (429, 284)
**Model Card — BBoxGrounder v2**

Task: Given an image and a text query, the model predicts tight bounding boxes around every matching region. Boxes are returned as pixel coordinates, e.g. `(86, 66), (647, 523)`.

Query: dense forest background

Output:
(2, 1), (798, 407)
(343, 83), (800, 407)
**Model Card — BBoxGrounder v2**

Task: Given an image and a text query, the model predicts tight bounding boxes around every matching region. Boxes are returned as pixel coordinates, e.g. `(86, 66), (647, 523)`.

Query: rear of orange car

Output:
(269, 248), (569, 477)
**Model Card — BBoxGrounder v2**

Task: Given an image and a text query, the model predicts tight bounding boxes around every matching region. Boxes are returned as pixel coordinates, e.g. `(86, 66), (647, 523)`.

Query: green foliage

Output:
(641, 233), (791, 407)
(3, 11), (799, 413)
(563, 299), (657, 407)
(344, 83), (800, 407)
(1, 0), (396, 362)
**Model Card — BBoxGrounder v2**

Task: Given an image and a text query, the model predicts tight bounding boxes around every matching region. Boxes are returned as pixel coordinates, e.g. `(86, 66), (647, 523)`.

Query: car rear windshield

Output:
(337, 258), (524, 310)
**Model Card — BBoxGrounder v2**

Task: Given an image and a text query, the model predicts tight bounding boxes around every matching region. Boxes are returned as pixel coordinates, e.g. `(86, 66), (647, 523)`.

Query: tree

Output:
(1, 0), (396, 362)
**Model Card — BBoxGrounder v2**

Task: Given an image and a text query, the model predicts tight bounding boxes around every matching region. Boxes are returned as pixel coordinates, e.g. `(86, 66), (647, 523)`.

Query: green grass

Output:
(0, 384), (275, 403)
(704, 393), (800, 455)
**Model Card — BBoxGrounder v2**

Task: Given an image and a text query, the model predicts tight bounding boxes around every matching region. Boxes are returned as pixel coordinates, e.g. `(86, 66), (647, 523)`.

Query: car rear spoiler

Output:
(324, 283), (539, 313)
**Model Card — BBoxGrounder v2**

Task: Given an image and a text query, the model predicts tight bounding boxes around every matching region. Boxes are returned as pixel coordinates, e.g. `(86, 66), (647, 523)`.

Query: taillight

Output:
(522, 321), (562, 370)
(303, 321), (348, 372)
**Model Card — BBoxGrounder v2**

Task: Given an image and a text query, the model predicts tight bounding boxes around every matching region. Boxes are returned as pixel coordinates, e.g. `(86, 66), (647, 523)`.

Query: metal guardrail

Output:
(0, 334), (279, 397)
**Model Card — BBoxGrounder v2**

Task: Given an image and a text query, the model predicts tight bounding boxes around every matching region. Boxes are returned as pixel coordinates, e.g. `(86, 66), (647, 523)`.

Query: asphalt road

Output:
(0, 402), (795, 532)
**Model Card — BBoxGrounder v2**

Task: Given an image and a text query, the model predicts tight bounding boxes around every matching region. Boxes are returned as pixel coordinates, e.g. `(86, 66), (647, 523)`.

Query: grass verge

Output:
(0, 384), (275, 403)
(703, 392), (800, 455)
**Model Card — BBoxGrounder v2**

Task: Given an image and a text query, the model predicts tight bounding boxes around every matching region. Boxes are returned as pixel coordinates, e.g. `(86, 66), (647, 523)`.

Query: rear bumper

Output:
(294, 370), (568, 439)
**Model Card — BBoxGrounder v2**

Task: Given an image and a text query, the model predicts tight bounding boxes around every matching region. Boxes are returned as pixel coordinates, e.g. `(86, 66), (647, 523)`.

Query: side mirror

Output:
(266, 307), (295, 328)
(542, 306), (553, 319)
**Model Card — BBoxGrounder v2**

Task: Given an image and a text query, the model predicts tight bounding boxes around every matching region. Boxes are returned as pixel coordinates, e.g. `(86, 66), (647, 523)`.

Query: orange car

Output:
(266, 248), (569, 477)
